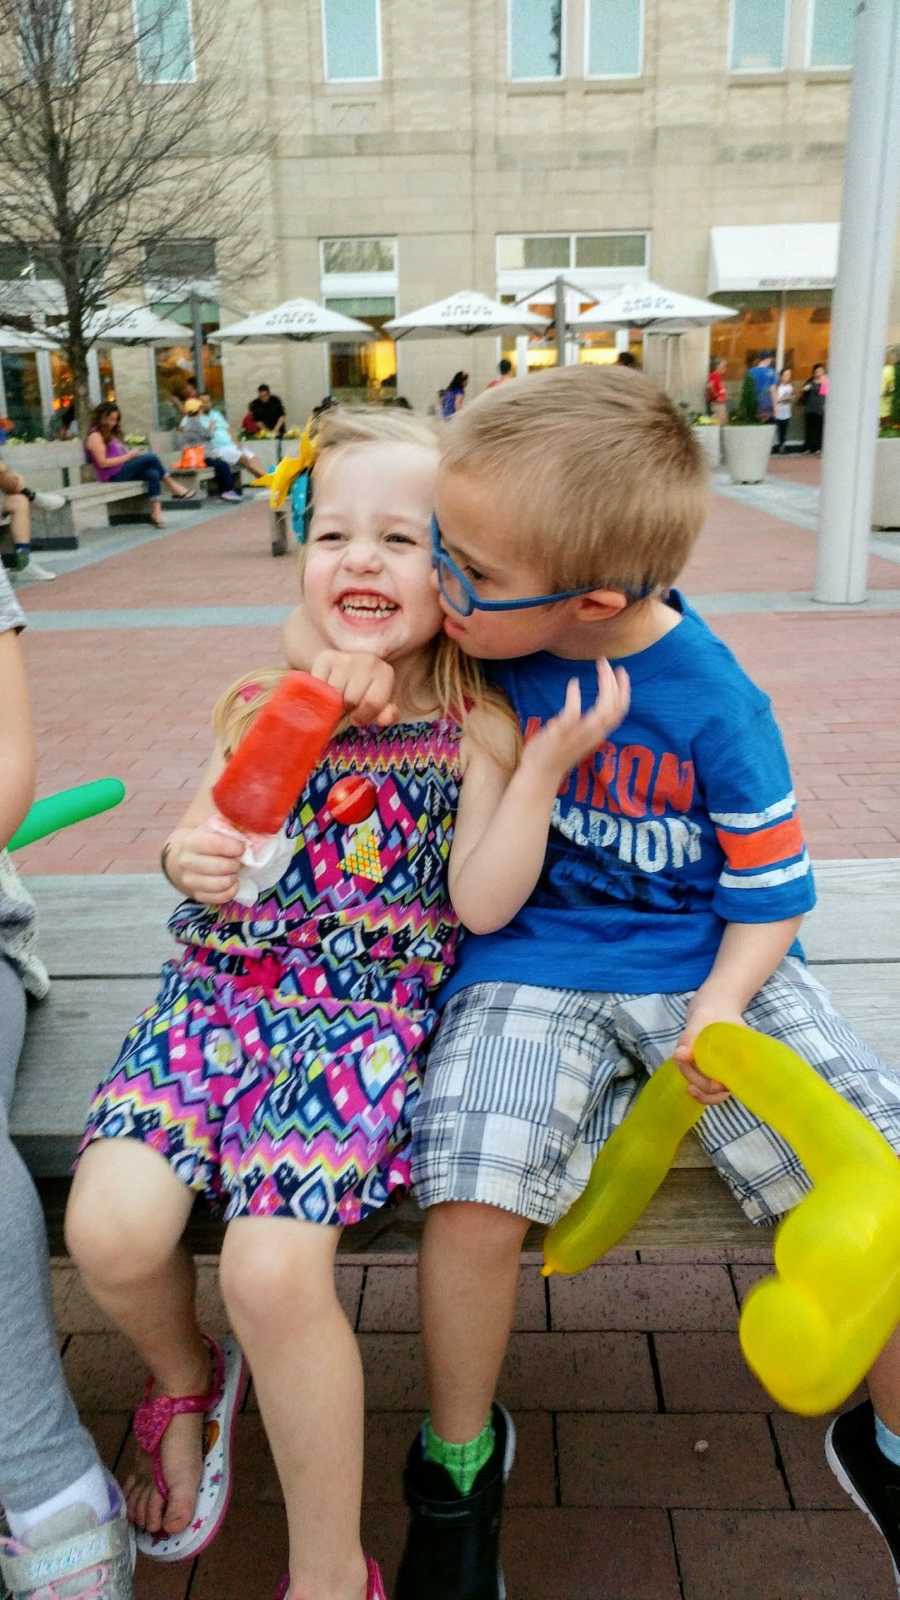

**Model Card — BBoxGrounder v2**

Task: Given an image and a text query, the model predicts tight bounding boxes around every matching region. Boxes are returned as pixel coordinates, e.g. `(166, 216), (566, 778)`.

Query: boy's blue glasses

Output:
(430, 515), (597, 617)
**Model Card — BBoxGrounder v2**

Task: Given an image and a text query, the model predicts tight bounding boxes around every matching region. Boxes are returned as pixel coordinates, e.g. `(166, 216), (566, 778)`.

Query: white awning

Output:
(708, 224), (840, 293)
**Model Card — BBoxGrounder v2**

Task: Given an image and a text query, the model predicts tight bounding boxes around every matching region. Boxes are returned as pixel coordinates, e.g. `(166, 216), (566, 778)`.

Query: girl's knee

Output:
(65, 1141), (189, 1284)
(220, 1221), (338, 1329)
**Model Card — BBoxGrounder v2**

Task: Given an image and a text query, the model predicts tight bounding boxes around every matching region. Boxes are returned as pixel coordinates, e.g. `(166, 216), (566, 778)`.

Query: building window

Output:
(320, 237), (398, 402)
(143, 238), (216, 282)
(586, 0), (642, 78)
(498, 233), (648, 273)
(19, 1), (75, 83)
(322, 0), (381, 82)
(808, 0), (854, 68)
(497, 235), (569, 271)
(509, 0), (564, 81)
(134, 0), (196, 84)
(574, 233), (646, 268)
(729, 0), (787, 72)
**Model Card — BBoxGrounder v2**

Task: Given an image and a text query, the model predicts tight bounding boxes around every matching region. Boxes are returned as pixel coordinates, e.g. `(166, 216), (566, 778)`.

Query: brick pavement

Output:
(15, 490), (900, 1596)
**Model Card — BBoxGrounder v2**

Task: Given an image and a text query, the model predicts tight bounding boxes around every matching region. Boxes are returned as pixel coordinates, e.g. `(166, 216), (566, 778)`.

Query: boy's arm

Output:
(676, 700), (815, 1102)
(674, 916), (803, 1104)
(450, 664), (630, 934)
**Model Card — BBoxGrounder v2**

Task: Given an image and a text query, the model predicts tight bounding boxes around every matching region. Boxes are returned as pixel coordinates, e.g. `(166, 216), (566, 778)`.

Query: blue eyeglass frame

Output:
(430, 515), (652, 616)
(431, 515), (598, 617)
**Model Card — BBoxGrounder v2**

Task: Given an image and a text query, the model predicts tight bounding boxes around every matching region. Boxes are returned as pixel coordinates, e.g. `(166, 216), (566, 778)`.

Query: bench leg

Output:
(270, 507), (288, 558)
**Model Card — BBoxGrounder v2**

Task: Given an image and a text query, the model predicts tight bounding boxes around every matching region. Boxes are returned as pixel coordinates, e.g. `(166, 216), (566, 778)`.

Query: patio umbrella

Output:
(83, 303), (194, 346)
(210, 298), (375, 344)
(385, 291), (548, 339)
(570, 279), (737, 333)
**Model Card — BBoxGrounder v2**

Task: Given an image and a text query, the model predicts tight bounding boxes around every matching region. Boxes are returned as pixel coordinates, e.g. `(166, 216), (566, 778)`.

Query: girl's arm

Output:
(0, 626), (36, 848)
(450, 663), (630, 934)
(85, 432), (137, 471)
(161, 746), (245, 903)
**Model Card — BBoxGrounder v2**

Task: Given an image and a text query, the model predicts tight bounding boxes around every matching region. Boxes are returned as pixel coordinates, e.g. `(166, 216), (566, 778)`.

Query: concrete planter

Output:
(691, 424), (721, 468)
(722, 424), (776, 484)
(873, 439), (900, 530)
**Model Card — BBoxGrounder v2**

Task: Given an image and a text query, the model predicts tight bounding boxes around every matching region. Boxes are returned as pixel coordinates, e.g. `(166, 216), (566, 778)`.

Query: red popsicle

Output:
(212, 671), (344, 835)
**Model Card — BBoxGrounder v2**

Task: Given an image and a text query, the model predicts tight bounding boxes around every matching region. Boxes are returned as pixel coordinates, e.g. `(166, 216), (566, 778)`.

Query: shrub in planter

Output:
(722, 373), (775, 484)
(874, 367), (900, 529)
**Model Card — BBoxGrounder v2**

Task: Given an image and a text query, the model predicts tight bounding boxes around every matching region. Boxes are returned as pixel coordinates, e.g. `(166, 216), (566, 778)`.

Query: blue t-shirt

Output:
(750, 366), (776, 412)
(441, 592), (815, 1002)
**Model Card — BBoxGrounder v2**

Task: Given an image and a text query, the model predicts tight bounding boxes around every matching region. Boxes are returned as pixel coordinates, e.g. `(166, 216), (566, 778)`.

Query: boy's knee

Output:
(427, 1200), (531, 1258)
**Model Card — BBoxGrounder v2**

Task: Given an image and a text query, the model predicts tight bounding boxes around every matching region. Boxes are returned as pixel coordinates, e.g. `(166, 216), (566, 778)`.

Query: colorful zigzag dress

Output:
(80, 717), (463, 1228)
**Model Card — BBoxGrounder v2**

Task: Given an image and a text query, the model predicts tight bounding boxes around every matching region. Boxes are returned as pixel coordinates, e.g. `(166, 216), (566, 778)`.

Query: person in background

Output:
(439, 372), (468, 420)
(86, 403), (195, 529)
(486, 359), (513, 390)
(749, 354), (776, 421)
(0, 562), (134, 1600)
(772, 367), (795, 454)
(48, 404), (77, 441)
(248, 384), (286, 437)
(175, 378), (199, 416)
(615, 351), (640, 371)
(802, 363), (829, 456)
(705, 357), (727, 422)
(201, 395), (266, 496)
(0, 461), (63, 583)
(178, 400), (240, 501)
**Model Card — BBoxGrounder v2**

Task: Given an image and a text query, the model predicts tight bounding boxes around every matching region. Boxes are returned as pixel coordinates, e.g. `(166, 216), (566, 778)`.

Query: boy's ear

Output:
(571, 588), (629, 624)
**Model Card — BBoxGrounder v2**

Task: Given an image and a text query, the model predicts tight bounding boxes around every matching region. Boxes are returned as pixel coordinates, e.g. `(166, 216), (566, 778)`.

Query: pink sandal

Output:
(275, 1555), (387, 1599)
(133, 1333), (247, 1563)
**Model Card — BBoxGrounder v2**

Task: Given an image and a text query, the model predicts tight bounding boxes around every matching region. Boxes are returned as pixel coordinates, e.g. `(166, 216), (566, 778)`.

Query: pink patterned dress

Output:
(81, 717), (463, 1227)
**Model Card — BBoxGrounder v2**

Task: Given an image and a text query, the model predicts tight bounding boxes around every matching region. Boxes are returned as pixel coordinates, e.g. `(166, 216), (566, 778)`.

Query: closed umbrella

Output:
(211, 298), (375, 344)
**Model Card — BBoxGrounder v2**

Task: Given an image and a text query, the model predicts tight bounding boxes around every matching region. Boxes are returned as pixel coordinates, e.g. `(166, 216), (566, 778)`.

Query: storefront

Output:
(708, 224), (839, 427)
(496, 232), (649, 373)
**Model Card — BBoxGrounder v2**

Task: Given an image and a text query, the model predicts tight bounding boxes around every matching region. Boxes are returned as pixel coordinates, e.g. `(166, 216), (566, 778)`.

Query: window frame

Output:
(507, 0), (566, 83)
(319, 236), (398, 279)
(133, 0), (197, 86)
(728, 0), (789, 75)
(584, 0), (644, 81)
(321, 0), (383, 84)
(805, 0), (854, 70)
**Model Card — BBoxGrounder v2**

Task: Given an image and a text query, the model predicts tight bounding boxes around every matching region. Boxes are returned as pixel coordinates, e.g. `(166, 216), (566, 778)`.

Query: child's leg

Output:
(65, 1139), (203, 1535)
(220, 1216), (368, 1600)
(420, 1201), (529, 1442)
(869, 1330), (900, 1431)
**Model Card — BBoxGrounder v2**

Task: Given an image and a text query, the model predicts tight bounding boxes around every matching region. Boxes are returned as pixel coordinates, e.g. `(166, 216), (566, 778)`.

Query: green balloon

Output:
(7, 778), (126, 852)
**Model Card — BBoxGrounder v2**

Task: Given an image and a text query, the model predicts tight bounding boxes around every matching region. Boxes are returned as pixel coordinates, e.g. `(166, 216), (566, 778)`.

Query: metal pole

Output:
(554, 275), (566, 367)
(814, 0), (900, 604)
(191, 290), (205, 389)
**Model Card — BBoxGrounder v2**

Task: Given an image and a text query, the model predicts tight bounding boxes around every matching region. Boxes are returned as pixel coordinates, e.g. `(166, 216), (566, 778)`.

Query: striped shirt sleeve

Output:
(705, 705), (816, 924)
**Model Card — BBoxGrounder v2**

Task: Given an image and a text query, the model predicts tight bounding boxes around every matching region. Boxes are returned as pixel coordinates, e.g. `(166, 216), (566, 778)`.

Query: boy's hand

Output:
(520, 661), (630, 788)
(674, 989), (746, 1105)
(311, 650), (398, 726)
(165, 822), (245, 904)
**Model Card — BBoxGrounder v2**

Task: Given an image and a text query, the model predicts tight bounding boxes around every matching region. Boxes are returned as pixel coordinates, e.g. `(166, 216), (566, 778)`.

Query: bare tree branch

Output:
(0, 0), (273, 429)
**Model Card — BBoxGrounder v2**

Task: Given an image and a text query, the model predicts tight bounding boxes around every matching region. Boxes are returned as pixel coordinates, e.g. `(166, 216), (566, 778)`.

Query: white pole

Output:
(814, 0), (900, 604)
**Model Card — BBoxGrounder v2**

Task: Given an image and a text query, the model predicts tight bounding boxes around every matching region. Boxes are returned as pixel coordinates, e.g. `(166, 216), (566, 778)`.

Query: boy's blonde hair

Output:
(215, 404), (519, 765)
(441, 365), (708, 594)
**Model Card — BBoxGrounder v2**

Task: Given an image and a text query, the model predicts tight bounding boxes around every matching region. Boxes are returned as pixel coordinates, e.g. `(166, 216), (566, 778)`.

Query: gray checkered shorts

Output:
(411, 958), (900, 1226)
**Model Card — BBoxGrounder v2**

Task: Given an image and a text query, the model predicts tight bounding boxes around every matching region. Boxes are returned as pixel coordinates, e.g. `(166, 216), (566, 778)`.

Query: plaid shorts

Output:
(411, 958), (900, 1226)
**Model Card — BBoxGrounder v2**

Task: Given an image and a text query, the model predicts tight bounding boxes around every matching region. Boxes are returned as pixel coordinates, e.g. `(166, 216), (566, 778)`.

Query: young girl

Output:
(773, 366), (794, 453)
(65, 408), (628, 1600)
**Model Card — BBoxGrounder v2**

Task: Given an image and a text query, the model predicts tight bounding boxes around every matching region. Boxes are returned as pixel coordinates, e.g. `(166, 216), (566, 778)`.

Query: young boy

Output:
(285, 367), (900, 1599)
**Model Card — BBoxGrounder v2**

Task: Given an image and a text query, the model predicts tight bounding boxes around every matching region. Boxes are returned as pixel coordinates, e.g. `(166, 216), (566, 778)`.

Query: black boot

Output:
(395, 1404), (516, 1600)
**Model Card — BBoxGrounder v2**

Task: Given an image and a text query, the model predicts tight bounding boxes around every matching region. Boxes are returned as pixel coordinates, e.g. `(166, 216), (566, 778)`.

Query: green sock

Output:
(424, 1416), (495, 1496)
(14, 545), (30, 571)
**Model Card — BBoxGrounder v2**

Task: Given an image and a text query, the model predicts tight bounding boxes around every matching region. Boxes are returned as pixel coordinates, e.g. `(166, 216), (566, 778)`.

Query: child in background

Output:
(287, 366), (900, 1600)
(0, 562), (134, 1600)
(65, 407), (628, 1600)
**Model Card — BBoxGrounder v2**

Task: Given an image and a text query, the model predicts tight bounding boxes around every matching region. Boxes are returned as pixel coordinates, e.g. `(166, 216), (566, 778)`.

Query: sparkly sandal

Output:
(133, 1333), (247, 1563)
(275, 1555), (387, 1599)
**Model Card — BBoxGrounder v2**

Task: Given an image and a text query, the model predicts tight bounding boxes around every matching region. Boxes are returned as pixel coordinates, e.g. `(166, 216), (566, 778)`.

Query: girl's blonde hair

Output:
(214, 405), (519, 767)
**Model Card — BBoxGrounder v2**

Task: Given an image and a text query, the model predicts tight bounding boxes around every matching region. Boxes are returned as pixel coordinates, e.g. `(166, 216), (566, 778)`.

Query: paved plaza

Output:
(13, 464), (900, 1599)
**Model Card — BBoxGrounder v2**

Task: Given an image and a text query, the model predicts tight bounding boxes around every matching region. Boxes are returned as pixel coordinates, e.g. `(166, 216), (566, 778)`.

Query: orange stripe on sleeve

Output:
(715, 815), (806, 871)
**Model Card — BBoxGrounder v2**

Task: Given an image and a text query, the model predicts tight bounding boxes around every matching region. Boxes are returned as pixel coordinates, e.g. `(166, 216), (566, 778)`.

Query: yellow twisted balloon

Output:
(252, 427), (318, 510)
(543, 1023), (900, 1416)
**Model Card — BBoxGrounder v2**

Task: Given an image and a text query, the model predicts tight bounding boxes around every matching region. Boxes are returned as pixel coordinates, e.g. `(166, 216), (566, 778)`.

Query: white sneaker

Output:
(32, 491), (66, 512)
(220, 490), (243, 503)
(0, 1471), (135, 1598)
(17, 559), (57, 582)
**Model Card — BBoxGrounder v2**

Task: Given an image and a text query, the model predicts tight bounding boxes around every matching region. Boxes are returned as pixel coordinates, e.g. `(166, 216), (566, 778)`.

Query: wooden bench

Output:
(11, 861), (900, 1257)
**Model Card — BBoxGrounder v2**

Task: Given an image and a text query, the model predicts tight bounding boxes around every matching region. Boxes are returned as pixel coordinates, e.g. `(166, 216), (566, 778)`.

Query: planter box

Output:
(691, 424), (721, 468)
(722, 424), (776, 485)
(873, 438), (900, 530)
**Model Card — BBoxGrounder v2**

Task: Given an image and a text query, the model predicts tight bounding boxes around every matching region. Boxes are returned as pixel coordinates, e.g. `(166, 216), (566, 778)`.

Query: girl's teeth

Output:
(340, 599), (396, 617)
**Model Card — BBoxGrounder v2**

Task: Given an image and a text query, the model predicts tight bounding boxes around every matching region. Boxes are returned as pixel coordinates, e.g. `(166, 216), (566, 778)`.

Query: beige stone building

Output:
(3, 0), (899, 436)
